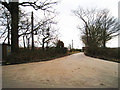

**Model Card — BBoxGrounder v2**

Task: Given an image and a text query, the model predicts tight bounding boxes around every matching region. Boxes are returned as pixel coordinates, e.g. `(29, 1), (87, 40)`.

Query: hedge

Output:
(3, 47), (68, 65)
(84, 47), (119, 63)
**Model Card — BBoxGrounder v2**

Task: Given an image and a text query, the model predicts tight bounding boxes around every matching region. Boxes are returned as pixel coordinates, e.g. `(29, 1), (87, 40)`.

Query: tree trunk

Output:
(103, 41), (106, 48)
(85, 26), (89, 47)
(27, 37), (30, 49)
(46, 42), (49, 48)
(6, 14), (10, 45)
(31, 12), (34, 50)
(103, 30), (106, 48)
(42, 38), (45, 51)
(23, 36), (26, 48)
(10, 1), (19, 53)
(103, 15), (107, 48)
(8, 25), (10, 45)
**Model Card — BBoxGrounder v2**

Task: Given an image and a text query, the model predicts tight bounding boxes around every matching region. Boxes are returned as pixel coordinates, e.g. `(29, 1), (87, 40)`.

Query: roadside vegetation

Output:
(0, 1), (119, 64)
(4, 47), (67, 65)
(0, 0), (74, 65)
(3, 40), (81, 65)
(73, 7), (120, 63)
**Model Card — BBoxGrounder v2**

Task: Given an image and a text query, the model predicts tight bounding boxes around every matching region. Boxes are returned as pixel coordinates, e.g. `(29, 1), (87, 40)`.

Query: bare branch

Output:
(19, 1), (57, 11)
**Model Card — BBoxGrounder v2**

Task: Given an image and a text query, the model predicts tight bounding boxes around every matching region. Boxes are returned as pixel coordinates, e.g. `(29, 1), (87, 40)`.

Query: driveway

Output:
(2, 53), (118, 88)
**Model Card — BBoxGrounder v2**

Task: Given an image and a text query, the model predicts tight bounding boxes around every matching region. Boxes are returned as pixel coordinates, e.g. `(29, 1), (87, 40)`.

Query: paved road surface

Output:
(2, 53), (118, 88)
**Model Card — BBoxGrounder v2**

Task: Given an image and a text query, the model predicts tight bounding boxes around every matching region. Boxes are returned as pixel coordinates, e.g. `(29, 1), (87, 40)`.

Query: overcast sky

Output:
(54, 0), (119, 49)
(0, 0), (119, 48)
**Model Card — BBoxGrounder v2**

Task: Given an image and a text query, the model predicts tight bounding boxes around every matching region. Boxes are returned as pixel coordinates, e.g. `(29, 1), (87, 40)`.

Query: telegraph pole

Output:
(31, 11), (34, 50)
(72, 40), (73, 49)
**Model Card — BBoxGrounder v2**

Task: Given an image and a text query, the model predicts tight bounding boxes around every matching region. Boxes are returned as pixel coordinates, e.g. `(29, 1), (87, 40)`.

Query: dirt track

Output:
(2, 53), (118, 88)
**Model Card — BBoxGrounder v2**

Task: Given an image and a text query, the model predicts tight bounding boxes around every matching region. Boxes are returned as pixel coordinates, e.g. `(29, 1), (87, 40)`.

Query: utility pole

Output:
(31, 11), (34, 50)
(72, 40), (73, 49)
(26, 19), (30, 49)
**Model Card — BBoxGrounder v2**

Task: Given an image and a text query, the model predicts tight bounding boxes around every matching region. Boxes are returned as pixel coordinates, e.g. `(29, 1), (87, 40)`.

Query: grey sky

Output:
(0, 0), (119, 48)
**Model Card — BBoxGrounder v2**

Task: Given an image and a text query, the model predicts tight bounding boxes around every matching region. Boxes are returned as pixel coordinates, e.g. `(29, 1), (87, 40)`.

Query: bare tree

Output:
(0, 7), (31, 48)
(0, 5), (11, 44)
(0, 0), (57, 53)
(18, 10), (31, 48)
(36, 17), (58, 51)
(73, 7), (120, 48)
(96, 9), (120, 47)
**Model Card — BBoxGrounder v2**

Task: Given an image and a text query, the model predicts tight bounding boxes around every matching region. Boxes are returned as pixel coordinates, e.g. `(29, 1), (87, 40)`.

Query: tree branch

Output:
(1, 2), (11, 12)
(19, 1), (57, 10)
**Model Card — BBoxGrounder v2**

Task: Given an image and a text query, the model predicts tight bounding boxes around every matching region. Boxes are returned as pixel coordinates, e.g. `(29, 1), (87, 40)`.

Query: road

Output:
(2, 53), (118, 88)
